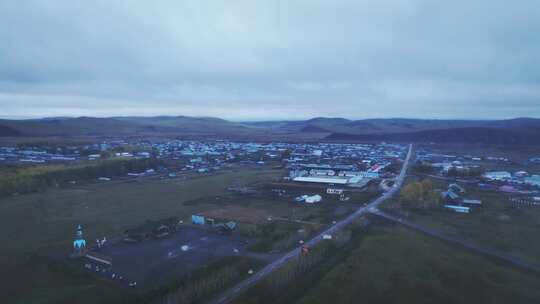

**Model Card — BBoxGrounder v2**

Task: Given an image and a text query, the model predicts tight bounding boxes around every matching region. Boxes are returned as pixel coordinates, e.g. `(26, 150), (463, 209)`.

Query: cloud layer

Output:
(1, 0), (539, 120)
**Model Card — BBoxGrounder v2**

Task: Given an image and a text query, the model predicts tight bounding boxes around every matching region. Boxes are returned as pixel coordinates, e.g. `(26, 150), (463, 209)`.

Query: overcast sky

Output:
(1, 1), (539, 120)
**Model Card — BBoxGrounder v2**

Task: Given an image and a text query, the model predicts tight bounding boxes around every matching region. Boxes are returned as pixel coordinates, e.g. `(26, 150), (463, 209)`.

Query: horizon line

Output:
(0, 115), (538, 122)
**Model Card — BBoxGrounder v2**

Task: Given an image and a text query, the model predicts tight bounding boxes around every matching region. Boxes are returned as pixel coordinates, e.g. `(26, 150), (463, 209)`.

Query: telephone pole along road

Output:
(211, 144), (413, 304)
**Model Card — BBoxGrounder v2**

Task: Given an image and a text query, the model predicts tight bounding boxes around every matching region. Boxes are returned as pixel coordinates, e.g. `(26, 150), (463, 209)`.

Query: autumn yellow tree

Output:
(399, 179), (438, 209)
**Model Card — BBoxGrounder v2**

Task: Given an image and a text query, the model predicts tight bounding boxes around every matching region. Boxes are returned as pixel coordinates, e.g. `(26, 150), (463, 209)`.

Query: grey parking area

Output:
(86, 226), (253, 287)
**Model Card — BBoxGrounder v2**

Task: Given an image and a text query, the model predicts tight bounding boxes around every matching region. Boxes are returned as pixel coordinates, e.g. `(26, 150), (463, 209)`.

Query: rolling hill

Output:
(0, 116), (252, 137)
(1, 116), (539, 144)
(326, 126), (540, 145)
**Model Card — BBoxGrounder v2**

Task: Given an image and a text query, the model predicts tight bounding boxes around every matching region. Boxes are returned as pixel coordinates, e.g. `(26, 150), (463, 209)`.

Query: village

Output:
(410, 146), (540, 213)
(50, 141), (408, 288)
(3, 139), (540, 303)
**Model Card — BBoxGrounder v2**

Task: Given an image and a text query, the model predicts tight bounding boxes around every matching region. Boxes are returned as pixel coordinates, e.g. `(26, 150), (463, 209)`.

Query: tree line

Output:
(144, 256), (255, 304)
(0, 158), (163, 197)
(235, 225), (359, 304)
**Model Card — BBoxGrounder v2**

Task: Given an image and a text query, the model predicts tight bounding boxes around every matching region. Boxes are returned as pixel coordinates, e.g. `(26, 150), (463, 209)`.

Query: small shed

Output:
(444, 205), (470, 213)
(305, 195), (322, 204)
(192, 214), (206, 225)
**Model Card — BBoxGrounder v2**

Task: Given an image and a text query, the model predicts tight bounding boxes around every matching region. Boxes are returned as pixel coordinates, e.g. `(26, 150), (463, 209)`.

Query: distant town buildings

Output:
(483, 171), (512, 181)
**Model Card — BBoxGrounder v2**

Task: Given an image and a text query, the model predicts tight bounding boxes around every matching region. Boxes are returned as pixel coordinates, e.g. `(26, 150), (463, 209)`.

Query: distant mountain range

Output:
(1, 116), (540, 144)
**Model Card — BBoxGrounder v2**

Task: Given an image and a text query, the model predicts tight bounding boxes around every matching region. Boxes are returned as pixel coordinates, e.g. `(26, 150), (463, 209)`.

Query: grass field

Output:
(0, 167), (283, 256)
(0, 164), (369, 304)
(417, 143), (540, 163)
(295, 222), (540, 304)
(382, 176), (540, 264)
(0, 166), (285, 304)
(232, 219), (540, 304)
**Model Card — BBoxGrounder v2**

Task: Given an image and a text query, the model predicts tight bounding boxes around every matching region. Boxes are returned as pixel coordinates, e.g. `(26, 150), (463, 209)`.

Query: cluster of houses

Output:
(416, 148), (540, 195)
(416, 150), (509, 176)
(529, 157), (540, 164)
(2, 140), (407, 183)
(278, 143), (407, 205)
(482, 171), (540, 191)
(0, 141), (151, 164)
(0, 146), (80, 163)
(295, 194), (323, 204)
(417, 151), (510, 164)
(285, 143), (406, 187)
(121, 140), (407, 181)
(416, 148), (540, 213)
(441, 183), (482, 214)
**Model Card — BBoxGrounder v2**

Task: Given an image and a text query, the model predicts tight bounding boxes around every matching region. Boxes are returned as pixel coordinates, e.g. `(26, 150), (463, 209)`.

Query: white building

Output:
(338, 171), (379, 178)
(525, 175), (540, 187)
(305, 195), (322, 204)
(483, 171), (512, 181)
(296, 194), (322, 204)
(310, 169), (336, 176)
(312, 150), (323, 157)
(293, 176), (349, 184)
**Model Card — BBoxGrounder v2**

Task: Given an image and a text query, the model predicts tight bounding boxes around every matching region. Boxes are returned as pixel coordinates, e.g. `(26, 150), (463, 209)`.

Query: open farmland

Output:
(296, 223), (540, 304)
(0, 166), (282, 256)
(382, 176), (540, 264)
(0, 167), (285, 303)
(234, 221), (540, 304)
(0, 161), (379, 304)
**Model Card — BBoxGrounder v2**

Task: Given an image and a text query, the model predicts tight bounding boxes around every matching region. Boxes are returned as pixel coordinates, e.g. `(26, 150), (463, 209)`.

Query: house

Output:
(515, 171), (529, 178)
(462, 199), (482, 206)
(310, 169), (336, 176)
(312, 150), (323, 156)
(214, 221), (237, 232)
(293, 176), (349, 184)
(305, 195), (322, 204)
(153, 225), (170, 238)
(448, 183), (465, 194)
(192, 214), (206, 225)
(483, 171), (511, 181)
(444, 205), (470, 213)
(524, 175), (540, 187)
(441, 189), (460, 203)
(88, 154), (101, 160)
(296, 194), (322, 204)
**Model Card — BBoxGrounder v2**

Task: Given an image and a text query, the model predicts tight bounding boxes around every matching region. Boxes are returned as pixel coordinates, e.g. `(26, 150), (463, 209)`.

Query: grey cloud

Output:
(0, 0), (539, 119)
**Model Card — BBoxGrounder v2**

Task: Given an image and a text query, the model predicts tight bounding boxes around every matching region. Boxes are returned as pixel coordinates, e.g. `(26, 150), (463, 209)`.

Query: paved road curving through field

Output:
(210, 144), (413, 304)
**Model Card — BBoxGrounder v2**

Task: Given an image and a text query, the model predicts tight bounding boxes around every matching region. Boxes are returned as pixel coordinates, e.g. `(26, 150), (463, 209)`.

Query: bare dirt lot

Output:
(87, 226), (256, 287)
(199, 206), (273, 224)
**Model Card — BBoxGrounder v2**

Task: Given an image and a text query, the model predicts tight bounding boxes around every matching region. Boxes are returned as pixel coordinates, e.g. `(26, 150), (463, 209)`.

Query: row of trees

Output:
(237, 226), (358, 304)
(157, 265), (239, 304)
(399, 179), (440, 209)
(0, 158), (163, 197)
(150, 220), (366, 304)
(413, 161), (484, 178)
(413, 162), (436, 174)
(446, 166), (483, 178)
(151, 256), (253, 304)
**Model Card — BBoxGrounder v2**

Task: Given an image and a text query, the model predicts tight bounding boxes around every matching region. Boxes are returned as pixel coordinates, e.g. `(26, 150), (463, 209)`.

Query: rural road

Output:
(370, 209), (540, 273)
(210, 144), (413, 304)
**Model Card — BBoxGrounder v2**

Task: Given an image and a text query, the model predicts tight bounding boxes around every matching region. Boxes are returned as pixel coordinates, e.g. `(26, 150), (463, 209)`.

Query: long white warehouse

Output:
(293, 176), (350, 184)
